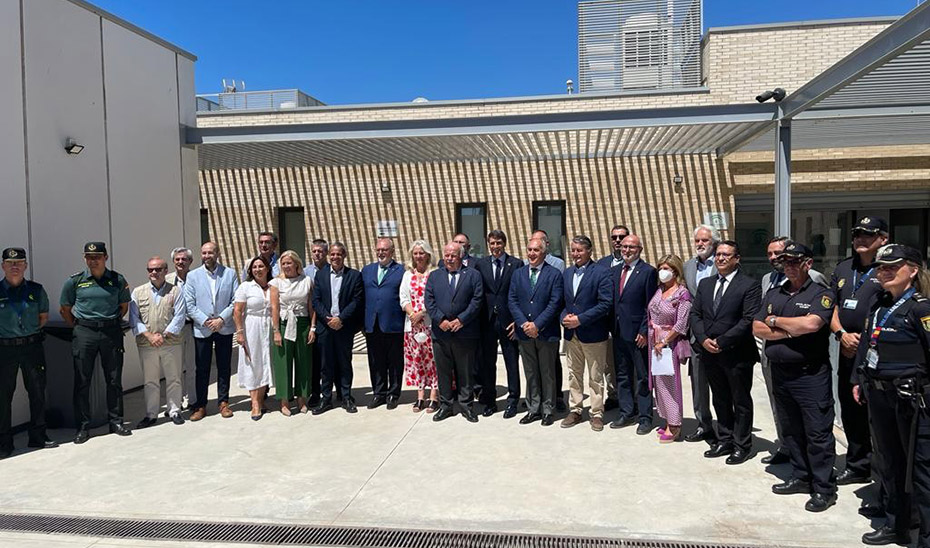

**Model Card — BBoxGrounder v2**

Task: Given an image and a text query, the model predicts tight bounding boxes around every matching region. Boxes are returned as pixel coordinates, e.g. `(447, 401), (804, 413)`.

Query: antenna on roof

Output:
(222, 79), (237, 93)
(240, 80), (246, 91)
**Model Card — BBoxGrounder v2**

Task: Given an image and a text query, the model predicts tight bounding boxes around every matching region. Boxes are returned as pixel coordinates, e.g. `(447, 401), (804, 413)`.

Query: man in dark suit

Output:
(690, 240), (762, 464)
(609, 234), (658, 435)
(425, 241), (484, 422)
(560, 235), (613, 431)
(509, 237), (564, 426)
(361, 238), (406, 410)
(596, 225), (630, 270)
(474, 230), (521, 418)
(311, 242), (364, 414)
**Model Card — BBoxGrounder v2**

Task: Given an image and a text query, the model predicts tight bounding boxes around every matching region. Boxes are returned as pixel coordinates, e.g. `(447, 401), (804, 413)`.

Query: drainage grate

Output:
(0, 513), (800, 548)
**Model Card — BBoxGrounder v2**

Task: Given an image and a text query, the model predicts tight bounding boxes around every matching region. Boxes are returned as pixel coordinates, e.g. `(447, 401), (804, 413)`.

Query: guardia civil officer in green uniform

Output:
(853, 244), (930, 547)
(60, 242), (132, 444)
(753, 241), (838, 513)
(0, 247), (57, 459)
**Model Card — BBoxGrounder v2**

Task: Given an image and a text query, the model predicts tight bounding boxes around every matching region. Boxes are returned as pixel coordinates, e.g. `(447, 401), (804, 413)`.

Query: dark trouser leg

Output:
(613, 337), (635, 418)
(868, 387), (912, 535)
(318, 330), (336, 402)
(705, 360), (734, 446)
(773, 367), (810, 484)
(791, 364), (837, 495)
(272, 322), (294, 401)
(310, 340), (322, 402)
(519, 340), (542, 415)
(0, 355), (18, 450)
(537, 340), (558, 416)
(20, 343), (48, 443)
(689, 351), (714, 431)
(213, 333), (233, 404)
(913, 408), (930, 548)
(193, 335), (213, 409)
(385, 332), (404, 399)
(478, 321), (498, 406)
(500, 328), (520, 408)
(433, 337), (456, 409)
(72, 325), (101, 430)
(838, 355), (872, 475)
(291, 318), (312, 399)
(555, 353), (564, 404)
(728, 362), (755, 453)
(628, 339), (652, 423)
(97, 326), (125, 426)
(452, 338), (477, 410)
(335, 331), (354, 401)
(366, 328), (388, 398)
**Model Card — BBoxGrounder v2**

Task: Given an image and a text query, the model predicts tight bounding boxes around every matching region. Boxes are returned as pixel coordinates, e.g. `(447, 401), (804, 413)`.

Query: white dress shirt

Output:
(330, 268), (344, 317)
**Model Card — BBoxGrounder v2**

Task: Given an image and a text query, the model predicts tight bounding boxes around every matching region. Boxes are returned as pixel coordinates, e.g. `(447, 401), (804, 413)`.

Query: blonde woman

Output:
(270, 250), (316, 415)
(399, 240), (439, 412)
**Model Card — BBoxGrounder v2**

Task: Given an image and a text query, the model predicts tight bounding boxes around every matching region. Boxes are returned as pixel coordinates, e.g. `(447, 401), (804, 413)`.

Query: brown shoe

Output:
(591, 417), (604, 432)
(219, 402), (234, 418)
(189, 407), (206, 422)
(561, 412), (582, 429)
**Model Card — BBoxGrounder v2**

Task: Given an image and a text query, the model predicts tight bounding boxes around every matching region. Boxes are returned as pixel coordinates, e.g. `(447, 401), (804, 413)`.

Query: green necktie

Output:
(530, 267), (539, 289)
(377, 266), (386, 284)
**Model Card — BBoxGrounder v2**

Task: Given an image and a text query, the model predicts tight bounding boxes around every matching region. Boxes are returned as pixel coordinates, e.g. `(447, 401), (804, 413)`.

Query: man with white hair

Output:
(167, 247), (196, 409)
(682, 224), (719, 442)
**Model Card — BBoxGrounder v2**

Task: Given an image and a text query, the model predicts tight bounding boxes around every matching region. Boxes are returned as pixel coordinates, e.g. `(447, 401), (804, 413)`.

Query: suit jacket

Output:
(474, 252), (520, 325)
(596, 254), (622, 270)
(561, 261), (613, 343)
(683, 256), (717, 298)
(360, 260), (405, 333)
(183, 264), (239, 338)
(508, 262), (564, 342)
(611, 259), (658, 341)
(312, 265), (364, 335)
(690, 269), (762, 365)
(424, 266), (484, 340)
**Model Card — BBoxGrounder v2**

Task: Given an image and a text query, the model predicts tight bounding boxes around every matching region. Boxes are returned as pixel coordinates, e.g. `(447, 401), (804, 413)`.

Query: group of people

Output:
(1, 216), (929, 546)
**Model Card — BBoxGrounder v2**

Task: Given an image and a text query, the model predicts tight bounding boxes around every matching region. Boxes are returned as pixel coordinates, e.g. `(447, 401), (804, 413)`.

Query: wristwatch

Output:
(768, 316), (777, 327)
(833, 328), (845, 341)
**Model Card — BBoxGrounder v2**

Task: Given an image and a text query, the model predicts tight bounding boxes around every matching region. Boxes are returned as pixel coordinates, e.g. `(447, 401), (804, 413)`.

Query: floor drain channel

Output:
(0, 513), (799, 548)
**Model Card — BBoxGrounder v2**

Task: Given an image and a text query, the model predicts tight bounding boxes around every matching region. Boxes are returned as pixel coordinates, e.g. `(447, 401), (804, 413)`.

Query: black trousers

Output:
(434, 336), (477, 411)
(479, 314), (520, 407)
(193, 332), (232, 409)
(519, 339), (558, 415)
(689, 349), (714, 432)
(772, 362), (837, 495)
(319, 328), (354, 402)
(0, 342), (47, 449)
(838, 354), (873, 475)
(614, 337), (653, 423)
(72, 325), (124, 430)
(705, 359), (754, 451)
(366, 326), (404, 399)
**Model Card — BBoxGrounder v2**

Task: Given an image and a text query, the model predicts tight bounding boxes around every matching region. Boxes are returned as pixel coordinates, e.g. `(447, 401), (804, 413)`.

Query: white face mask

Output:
(658, 269), (675, 283)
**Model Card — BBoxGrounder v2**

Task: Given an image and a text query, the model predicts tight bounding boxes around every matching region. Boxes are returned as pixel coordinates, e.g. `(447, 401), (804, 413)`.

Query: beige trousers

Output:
(566, 337), (609, 418)
(139, 343), (184, 418)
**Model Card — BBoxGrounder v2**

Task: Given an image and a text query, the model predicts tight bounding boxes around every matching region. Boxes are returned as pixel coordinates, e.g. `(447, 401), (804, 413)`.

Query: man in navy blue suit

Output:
(509, 237), (564, 426)
(425, 241), (484, 423)
(311, 242), (364, 415)
(361, 238), (406, 410)
(596, 225), (630, 270)
(474, 230), (521, 418)
(609, 234), (658, 435)
(559, 235), (613, 431)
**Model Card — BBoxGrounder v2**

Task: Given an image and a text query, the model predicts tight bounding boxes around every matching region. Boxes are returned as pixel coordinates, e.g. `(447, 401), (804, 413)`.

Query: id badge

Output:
(843, 299), (859, 310)
(866, 348), (879, 369)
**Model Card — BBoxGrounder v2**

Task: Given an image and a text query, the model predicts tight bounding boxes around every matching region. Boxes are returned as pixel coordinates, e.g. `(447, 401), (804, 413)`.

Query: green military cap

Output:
(2, 247), (26, 261)
(83, 242), (108, 255)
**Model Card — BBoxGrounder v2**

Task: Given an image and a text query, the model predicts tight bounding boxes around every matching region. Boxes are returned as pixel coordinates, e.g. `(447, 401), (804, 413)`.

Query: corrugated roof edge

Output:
(707, 16), (898, 35)
(69, 0), (197, 61)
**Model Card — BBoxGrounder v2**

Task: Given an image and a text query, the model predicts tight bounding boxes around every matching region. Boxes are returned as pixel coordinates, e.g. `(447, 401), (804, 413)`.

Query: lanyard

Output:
(869, 287), (916, 347)
(851, 267), (873, 295)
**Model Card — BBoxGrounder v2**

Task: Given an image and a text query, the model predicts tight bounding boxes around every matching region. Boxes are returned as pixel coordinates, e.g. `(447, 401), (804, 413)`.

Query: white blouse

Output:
(269, 274), (313, 341)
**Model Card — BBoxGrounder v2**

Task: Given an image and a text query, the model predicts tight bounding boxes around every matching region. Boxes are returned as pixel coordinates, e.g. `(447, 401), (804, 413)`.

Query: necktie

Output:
(450, 271), (458, 292)
(713, 276), (727, 313)
(377, 266), (386, 284)
(618, 264), (631, 297)
(494, 258), (502, 282)
(530, 267), (538, 289)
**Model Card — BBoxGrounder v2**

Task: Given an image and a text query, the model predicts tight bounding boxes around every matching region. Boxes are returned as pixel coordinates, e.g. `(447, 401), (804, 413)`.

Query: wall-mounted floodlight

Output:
(380, 181), (391, 193)
(755, 88), (787, 103)
(65, 138), (84, 155)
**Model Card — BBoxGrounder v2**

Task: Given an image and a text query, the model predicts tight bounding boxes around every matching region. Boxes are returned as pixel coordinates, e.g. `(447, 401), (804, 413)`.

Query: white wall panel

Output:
(177, 56), (202, 252)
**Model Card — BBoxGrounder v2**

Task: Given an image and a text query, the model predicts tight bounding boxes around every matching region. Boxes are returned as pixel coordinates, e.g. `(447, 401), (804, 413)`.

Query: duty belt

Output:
(74, 318), (121, 329)
(0, 333), (44, 346)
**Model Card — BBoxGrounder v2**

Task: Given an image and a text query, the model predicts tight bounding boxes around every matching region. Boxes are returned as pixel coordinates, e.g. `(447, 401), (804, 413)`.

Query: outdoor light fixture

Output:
(64, 138), (84, 155)
(566, 79), (574, 94)
(673, 174), (683, 186)
(380, 181), (391, 193)
(755, 88), (787, 103)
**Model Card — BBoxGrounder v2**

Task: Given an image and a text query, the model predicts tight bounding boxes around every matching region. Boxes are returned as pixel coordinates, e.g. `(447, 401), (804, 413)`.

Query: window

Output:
(200, 209), (210, 244)
(532, 200), (566, 259)
(278, 207), (307, 263)
(455, 203), (487, 258)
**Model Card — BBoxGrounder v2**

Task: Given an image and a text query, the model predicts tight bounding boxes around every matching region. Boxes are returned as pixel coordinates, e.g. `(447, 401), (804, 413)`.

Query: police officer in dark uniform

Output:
(0, 247), (57, 458)
(753, 241), (838, 513)
(853, 244), (930, 546)
(830, 216), (888, 487)
(59, 242), (132, 444)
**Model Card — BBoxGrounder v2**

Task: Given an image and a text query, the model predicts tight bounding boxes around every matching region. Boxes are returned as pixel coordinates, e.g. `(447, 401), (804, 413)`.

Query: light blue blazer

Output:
(183, 264), (239, 338)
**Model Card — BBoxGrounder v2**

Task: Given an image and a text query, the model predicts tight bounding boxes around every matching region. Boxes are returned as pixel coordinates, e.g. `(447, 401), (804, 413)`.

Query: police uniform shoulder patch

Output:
(922, 315), (930, 332)
(821, 295), (833, 308)
(837, 278), (846, 289)
(767, 303), (773, 314)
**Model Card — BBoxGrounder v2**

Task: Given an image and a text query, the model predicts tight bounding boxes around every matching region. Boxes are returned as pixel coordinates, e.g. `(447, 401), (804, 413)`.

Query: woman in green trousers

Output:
(270, 250), (316, 415)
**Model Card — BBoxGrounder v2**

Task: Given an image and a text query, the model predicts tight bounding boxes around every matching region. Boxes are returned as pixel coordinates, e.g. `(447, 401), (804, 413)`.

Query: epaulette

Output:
(915, 292), (927, 302)
(70, 271), (84, 279)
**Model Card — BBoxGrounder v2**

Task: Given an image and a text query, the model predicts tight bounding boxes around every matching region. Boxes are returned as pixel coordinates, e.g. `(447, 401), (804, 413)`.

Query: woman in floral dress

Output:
(399, 240), (439, 412)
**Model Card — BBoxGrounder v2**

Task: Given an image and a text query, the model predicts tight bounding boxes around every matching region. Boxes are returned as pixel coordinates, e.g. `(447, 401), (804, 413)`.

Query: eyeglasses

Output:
(877, 263), (904, 272)
(715, 252), (736, 259)
(146, 267), (166, 273)
(620, 245), (640, 250)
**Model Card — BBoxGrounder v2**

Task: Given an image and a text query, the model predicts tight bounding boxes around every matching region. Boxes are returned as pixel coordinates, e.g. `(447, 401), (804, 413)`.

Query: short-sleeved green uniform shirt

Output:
(0, 279), (49, 338)
(59, 269), (131, 321)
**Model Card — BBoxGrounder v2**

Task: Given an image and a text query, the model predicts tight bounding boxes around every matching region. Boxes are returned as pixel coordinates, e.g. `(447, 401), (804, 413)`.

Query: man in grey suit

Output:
(683, 225), (719, 442)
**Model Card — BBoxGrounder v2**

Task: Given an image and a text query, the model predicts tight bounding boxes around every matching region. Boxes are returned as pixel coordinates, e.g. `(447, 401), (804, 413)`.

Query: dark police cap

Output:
(83, 242), (108, 255)
(874, 244), (922, 266)
(852, 216), (888, 234)
(778, 241), (813, 259)
(2, 248), (26, 261)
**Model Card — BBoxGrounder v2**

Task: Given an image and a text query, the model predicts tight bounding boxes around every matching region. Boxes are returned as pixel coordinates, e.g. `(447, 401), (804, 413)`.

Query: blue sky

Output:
(90, 0), (918, 104)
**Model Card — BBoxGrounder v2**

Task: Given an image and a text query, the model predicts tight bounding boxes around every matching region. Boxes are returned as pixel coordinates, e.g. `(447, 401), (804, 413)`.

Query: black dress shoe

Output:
(502, 405), (518, 419)
(367, 396), (386, 409)
(171, 414), (185, 425)
(343, 399), (358, 413)
(432, 406), (454, 422)
(861, 525), (910, 546)
(685, 427), (712, 442)
(858, 503), (884, 519)
(636, 421), (653, 435)
(772, 478), (812, 495)
(726, 449), (752, 465)
(610, 415), (635, 429)
(704, 443), (734, 458)
(312, 401), (334, 415)
(541, 415), (554, 426)
(836, 468), (871, 486)
(73, 430), (90, 444)
(520, 413), (542, 425)
(761, 451), (790, 465)
(481, 403), (497, 417)
(27, 438), (58, 449)
(386, 396), (399, 410)
(805, 492), (837, 512)
(135, 417), (157, 429)
(461, 408), (479, 423)
(110, 423), (132, 437)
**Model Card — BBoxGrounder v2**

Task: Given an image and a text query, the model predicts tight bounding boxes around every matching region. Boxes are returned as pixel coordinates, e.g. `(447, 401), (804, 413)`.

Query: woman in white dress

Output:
(234, 256), (278, 420)
(269, 250), (316, 415)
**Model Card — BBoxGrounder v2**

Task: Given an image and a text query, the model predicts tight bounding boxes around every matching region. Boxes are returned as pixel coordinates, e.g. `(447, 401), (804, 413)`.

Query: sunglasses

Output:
(610, 235), (628, 241)
(147, 267), (166, 273)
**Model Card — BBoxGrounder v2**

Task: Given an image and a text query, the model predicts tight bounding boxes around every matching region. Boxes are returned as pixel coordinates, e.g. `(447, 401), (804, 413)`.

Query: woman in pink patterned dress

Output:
(646, 254), (692, 443)
(399, 240), (439, 412)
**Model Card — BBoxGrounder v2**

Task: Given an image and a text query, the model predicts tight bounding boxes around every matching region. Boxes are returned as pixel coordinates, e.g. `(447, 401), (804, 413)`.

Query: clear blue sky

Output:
(90, 0), (918, 104)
